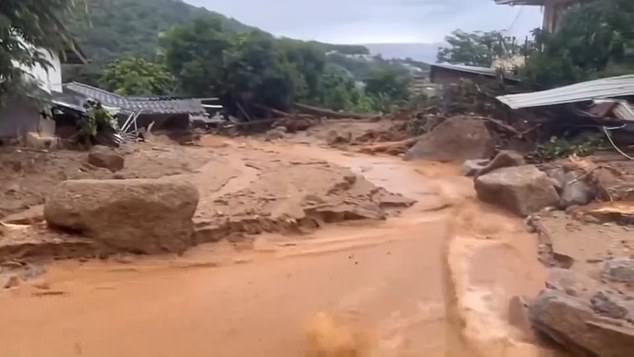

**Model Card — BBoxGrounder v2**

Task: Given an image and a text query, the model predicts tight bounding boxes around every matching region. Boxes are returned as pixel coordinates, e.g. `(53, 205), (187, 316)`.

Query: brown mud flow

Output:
(0, 138), (551, 357)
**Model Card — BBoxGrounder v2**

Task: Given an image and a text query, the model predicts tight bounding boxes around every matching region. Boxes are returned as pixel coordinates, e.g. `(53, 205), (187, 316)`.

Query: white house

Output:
(0, 42), (86, 138)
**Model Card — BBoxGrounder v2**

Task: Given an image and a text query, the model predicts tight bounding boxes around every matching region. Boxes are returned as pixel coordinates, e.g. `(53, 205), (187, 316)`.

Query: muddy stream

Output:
(0, 141), (549, 357)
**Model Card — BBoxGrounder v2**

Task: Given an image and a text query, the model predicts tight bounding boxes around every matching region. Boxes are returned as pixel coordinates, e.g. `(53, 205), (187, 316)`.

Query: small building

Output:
(495, 0), (579, 32)
(0, 43), (87, 139)
(59, 82), (213, 133)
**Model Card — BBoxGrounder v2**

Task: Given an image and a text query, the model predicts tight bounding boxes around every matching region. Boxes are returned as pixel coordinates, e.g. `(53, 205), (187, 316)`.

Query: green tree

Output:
(365, 70), (410, 102)
(437, 30), (505, 67)
(100, 57), (176, 96)
(160, 17), (232, 97)
(0, 0), (80, 96)
(523, 0), (634, 88)
(161, 18), (313, 110)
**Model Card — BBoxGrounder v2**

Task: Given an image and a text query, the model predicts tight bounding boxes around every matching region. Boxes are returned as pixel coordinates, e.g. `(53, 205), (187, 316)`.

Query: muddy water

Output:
(0, 142), (543, 357)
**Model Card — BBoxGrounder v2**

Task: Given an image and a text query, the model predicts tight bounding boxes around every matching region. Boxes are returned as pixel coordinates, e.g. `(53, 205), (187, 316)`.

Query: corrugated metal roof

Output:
(431, 63), (498, 77)
(496, 75), (634, 109)
(63, 82), (206, 115)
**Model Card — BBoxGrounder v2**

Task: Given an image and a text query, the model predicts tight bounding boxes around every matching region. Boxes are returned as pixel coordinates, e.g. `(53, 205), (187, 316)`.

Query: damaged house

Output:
(0, 43), (87, 140)
(57, 82), (212, 136)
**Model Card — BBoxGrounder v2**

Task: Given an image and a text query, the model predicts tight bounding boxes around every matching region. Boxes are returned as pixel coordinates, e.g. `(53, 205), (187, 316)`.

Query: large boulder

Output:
(475, 165), (560, 216)
(88, 146), (125, 172)
(44, 179), (199, 254)
(405, 116), (495, 161)
(530, 290), (634, 357)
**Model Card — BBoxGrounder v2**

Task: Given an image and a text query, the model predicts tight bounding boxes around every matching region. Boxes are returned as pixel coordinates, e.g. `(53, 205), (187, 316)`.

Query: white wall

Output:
(19, 49), (63, 94)
(14, 36), (63, 94)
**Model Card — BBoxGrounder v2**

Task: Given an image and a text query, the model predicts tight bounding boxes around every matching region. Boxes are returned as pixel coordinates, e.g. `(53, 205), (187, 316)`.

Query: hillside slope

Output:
(71, 0), (253, 65)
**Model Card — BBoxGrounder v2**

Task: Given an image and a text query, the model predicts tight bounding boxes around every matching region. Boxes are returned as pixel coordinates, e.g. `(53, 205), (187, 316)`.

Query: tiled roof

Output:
(63, 82), (206, 115)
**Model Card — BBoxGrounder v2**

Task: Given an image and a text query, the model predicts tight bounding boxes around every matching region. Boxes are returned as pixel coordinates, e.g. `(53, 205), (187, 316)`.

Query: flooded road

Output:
(0, 140), (548, 357)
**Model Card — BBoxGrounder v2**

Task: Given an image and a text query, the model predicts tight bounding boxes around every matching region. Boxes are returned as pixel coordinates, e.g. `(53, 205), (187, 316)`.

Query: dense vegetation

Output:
(69, 0), (368, 69)
(59, 0), (409, 113)
(437, 0), (633, 89)
(0, 0), (79, 97)
(436, 30), (507, 67)
(159, 17), (410, 112)
(100, 57), (176, 96)
(522, 0), (634, 88)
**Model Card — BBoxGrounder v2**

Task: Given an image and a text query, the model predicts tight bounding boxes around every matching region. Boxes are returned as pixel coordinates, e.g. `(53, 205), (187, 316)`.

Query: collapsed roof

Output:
(63, 82), (208, 115)
(496, 75), (634, 110)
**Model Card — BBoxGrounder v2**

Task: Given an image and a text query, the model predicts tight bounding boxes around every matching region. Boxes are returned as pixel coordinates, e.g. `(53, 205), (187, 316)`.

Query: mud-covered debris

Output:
(1, 205), (44, 225)
(45, 178), (199, 254)
(475, 165), (560, 216)
(264, 126), (287, 141)
(88, 146), (125, 172)
(326, 130), (352, 146)
(1, 273), (19, 289)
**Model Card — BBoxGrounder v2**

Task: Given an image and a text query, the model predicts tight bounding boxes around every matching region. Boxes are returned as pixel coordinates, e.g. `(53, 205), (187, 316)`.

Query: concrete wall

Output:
(0, 98), (43, 138)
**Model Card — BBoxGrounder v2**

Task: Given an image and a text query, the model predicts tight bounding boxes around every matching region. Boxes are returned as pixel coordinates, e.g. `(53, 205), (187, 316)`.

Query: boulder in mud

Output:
(405, 116), (494, 162)
(476, 150), (525, 177)
(88, 146), (124, 172)
(474, 165), (560, 216)
(560, 173), (594, 208)
(44, 179), (199, 254)
(530, 289), (634, 357)
(602, 258), (634, 284)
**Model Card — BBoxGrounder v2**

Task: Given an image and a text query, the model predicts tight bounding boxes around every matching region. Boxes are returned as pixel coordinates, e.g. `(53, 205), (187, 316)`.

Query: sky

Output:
(185, 0), (543, 44)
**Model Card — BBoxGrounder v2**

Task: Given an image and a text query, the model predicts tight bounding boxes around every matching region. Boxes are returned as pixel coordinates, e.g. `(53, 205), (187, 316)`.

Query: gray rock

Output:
(545, 168), (567, 192)
(45, 178), (199, 254)
(530, 290), (634, 357)
(88, 146), (125, 172)
(405, 116), (495, 162)
(603, 258), (634, 284)
(462, 159), (489, 177)
(474, 165), (561, 216)
(591, 289), (630, 320)
(545, 268), (599, 297)
(477, 150), (526, 176)
(560, 172), (595, 207)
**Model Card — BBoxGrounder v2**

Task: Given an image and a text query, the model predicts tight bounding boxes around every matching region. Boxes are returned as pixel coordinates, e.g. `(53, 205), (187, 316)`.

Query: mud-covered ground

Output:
(0, 120), (565, 357)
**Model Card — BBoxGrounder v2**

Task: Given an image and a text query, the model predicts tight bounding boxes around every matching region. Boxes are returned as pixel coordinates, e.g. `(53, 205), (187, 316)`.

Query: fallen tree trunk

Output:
(294, 103), (374, 120)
